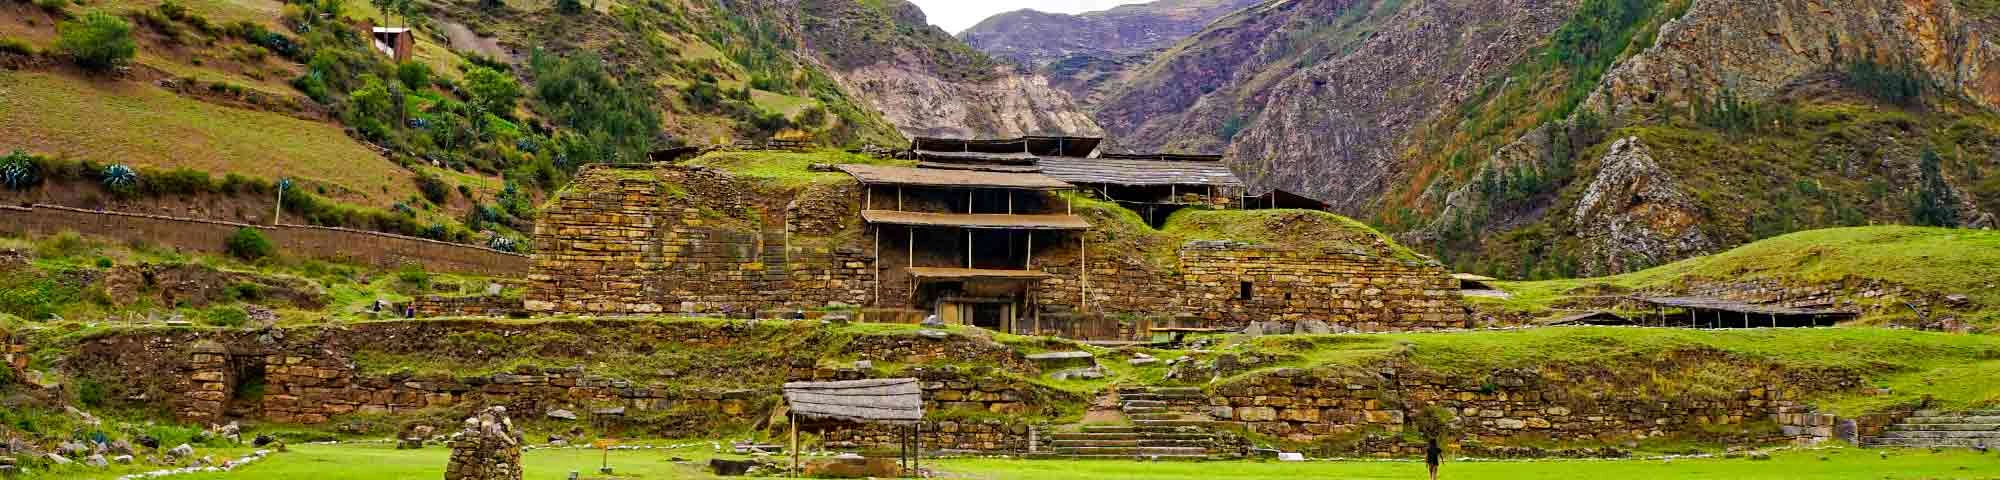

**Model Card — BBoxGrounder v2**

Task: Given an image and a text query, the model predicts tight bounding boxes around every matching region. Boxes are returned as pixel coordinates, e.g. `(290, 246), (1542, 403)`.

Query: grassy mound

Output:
(681, 149), (911, 189)
(1478, 226), (2000, 322)
(1220, 326), (2000, 417)
(1162, 208), (1425, 261)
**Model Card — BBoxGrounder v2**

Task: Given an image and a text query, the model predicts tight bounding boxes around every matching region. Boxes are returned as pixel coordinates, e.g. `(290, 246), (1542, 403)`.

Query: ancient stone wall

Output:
(1205, 361), (1868, 456)
(525, 166), (873, 314)
(0, 204), (528, 276)
(408, 295), (524, 318)
(446, 407), (523, 480)
(1177, 242), (1469, 330)
(527, 166), (1469, 332)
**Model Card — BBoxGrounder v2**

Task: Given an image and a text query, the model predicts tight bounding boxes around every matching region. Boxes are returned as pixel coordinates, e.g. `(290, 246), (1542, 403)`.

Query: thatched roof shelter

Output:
(782, 378), (924, 425)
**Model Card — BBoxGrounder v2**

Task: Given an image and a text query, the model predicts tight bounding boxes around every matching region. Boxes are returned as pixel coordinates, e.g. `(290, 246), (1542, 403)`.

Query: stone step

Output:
(1122, 400), (1170, 408)
(1128, 412), (1201, 421)
(1914, 410), (2000, 417)
(1121, 406), (1167, 413)
(1860, 437), (1994, 448)
(1053, 446), (1211, 456)
(1120, 386), (1204, 395)
(1021, 453), (1220, 461)
(1886, 423), (2000, 432)
(1048, 440), (1216, 448)
(1048, 434), (1216, 440)
(1903, 416), (2000, 424)
(1080, 425), (1216, 434)
(1878, 430), (2000, 440)
(1132, 420), (1216, 428)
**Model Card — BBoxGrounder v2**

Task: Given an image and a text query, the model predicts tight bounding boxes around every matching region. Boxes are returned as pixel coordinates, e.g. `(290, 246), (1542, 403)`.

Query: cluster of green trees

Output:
(1845, 56), (1926, 107)
(1694, 88), (1797, 134)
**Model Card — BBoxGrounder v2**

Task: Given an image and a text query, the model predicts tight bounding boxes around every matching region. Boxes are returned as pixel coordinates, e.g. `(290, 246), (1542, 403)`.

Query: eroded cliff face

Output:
(1586, 0), (2000, 117)
(800, 0), (1102, 140)
(828, 64), (1106, 139)
(1570, 137), (1715, 273)
(961, 0), (1262, 108)
(1214, 0), (1577, 212)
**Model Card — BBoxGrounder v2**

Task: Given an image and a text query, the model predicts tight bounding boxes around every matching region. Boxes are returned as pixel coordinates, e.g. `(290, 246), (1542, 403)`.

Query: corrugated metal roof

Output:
(1632, 296), (1858, 316)
(912, 150), (1041, 164)
(1038, 157), (1245, 188)
(838, 164), (1074, 190)
(906, 267), (1053, 280)
(783, 378), (923, 425)
(861, 210), (1092, 230)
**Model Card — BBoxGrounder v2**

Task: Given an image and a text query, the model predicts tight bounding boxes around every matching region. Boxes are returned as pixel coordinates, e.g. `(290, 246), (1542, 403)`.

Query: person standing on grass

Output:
(1425, 436), (1442, 480)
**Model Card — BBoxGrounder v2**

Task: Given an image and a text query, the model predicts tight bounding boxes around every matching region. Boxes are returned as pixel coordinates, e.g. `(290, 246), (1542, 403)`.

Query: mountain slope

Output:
(799, 0), (1103, 139)
(960, 0), (1260, 108)
(1084, 0), (2000, 278)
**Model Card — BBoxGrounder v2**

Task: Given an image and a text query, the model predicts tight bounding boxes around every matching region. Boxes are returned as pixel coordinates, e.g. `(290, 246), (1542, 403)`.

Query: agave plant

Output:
(101, 163), (138, 191)
(487, 235), (517, 253)
(0, 151), (36, 190)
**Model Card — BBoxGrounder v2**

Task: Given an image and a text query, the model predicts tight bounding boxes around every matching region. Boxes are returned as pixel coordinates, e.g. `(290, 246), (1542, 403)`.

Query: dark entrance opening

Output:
(226, 355), (267, 418)
(971, 304), (1005, 330)
(1238, 282), (1254, 300)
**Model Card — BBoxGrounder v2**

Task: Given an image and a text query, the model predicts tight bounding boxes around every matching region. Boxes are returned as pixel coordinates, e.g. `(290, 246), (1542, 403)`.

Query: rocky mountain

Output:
(960, 0), (1261, 108)
(800, 0), (1103, 139)
(1070, 0), (2000, 278)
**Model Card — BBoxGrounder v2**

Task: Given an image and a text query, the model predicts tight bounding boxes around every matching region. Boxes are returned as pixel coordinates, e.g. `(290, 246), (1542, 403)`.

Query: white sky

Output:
(908, 1), (1152, 35)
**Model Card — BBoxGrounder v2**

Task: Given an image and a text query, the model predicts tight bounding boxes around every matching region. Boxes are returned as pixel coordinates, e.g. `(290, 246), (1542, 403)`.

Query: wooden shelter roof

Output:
(912, 150), (1041, 165)
(905, 267), (1053, 281)
(782, 378), (923, 425)
(1097, 153), (1225, 163)
(911, 136), (1102, 158)
(838, 164), (1073, 190)
(1038, 157), (1244, 188)
(1631, 296), (1857, 316)
(860, 210), (1092, 230)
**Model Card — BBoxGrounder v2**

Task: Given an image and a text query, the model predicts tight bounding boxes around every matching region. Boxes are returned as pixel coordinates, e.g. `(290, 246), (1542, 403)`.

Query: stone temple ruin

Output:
(445, 406), (522, 480)
(527, 135), (1470, 338)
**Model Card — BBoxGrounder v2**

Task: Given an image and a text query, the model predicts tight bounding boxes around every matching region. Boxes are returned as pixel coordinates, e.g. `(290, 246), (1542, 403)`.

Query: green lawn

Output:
(40, 442), (2000, 479)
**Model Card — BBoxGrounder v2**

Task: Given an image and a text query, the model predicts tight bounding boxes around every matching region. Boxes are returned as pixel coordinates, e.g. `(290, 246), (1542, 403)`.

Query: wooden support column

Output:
(872, 226), (881, 307)
(1080, 233), (1089, 313)
(865, 186), (872, 210)
(966, 229), (973, 269)
(789, 411), (799, 477)
(1026, 232), (1034, 269)
(897, 187), (903, 211)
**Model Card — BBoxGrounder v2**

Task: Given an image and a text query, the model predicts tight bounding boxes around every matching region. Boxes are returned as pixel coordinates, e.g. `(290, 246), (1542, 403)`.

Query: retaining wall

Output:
(0, 204), (529, 276)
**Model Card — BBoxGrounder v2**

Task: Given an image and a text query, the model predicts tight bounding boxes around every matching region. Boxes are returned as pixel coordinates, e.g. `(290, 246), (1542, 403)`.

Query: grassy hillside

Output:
(0, 71), (409, 205)
(1473, 226), (2000, 326)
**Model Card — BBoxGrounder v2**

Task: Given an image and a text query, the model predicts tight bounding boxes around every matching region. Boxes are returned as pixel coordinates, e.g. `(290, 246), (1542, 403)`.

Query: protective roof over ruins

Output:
(837, 164), (1074, 190)
(860, 211), (1092, 230)
(912, 136), (1103, 158)
(782, 378), (924, 425)
(1038, 156), (1245, 188)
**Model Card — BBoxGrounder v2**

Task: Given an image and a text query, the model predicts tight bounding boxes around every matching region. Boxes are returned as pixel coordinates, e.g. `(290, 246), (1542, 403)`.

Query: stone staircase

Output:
(1861, 410), (2000, 448)
(1034, 387), (1231, 460)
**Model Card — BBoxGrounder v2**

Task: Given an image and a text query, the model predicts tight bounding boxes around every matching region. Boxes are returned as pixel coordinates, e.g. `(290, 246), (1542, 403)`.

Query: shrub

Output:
(93, 257), (112, 269)
(224, 227), (274, 260)
(0, 37), (35, 56)
(396, 61), (431, 90)
(416, 174), (451, 204)
(224, 282), (264, 302)
(394, 263), (430, 290)
(203, 306), (249, 327)
(463, 66), (521, 116)
(31, 0), (65, 13)
(74, 379), (106, 406)
(1, 150), (38, 189)
(58, 13), (137, 72)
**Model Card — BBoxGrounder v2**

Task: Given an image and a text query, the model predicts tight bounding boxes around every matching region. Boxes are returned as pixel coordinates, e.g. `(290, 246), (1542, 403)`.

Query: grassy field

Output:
(684, 150), (914, 188)
(39, 442), (2000, 479)
(0, 70), (413, 207)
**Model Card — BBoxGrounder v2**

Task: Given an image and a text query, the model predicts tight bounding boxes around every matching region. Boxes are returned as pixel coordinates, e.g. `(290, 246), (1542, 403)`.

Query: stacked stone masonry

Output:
(529, 165), (1469, 331)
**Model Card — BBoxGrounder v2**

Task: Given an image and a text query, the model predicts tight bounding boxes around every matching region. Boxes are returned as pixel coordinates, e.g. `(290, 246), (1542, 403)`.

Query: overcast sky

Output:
(908, 1), (1151, 34)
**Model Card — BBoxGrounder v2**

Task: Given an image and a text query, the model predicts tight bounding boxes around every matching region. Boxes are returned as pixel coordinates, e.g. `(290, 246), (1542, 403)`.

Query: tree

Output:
(1, 150), (37, 190)
(555, 0), (584, 14)
(396, 61), (431, 90)
(530, 50), (660, 166)
(394, 0), (417, 29)
(225, 228), (274, 261)
(58, 12), (136, 72)
(1911, 148), (1961, 227)
(464, 66), (522, 117)
(370, 0), (392, 27)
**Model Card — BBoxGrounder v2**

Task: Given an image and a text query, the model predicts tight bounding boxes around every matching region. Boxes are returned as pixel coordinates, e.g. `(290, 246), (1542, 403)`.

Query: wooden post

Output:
(1080, 233), (1088, 313)
(897, 187), (903, 211)
(966, 230), (973, 269)
(873, 226), (881, 307)
(789, 411), (799, 477)
(865, 186), (872, 210)
(967, 189), (974, 214)
(1026, 232), (1034, 269)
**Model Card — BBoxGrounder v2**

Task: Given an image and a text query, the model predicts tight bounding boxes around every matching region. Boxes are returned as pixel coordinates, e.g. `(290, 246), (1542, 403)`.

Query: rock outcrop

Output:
(802, 0), (1102, 139)
(1570, 137), (1714, 274)
(961, 0), (1262, 108)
